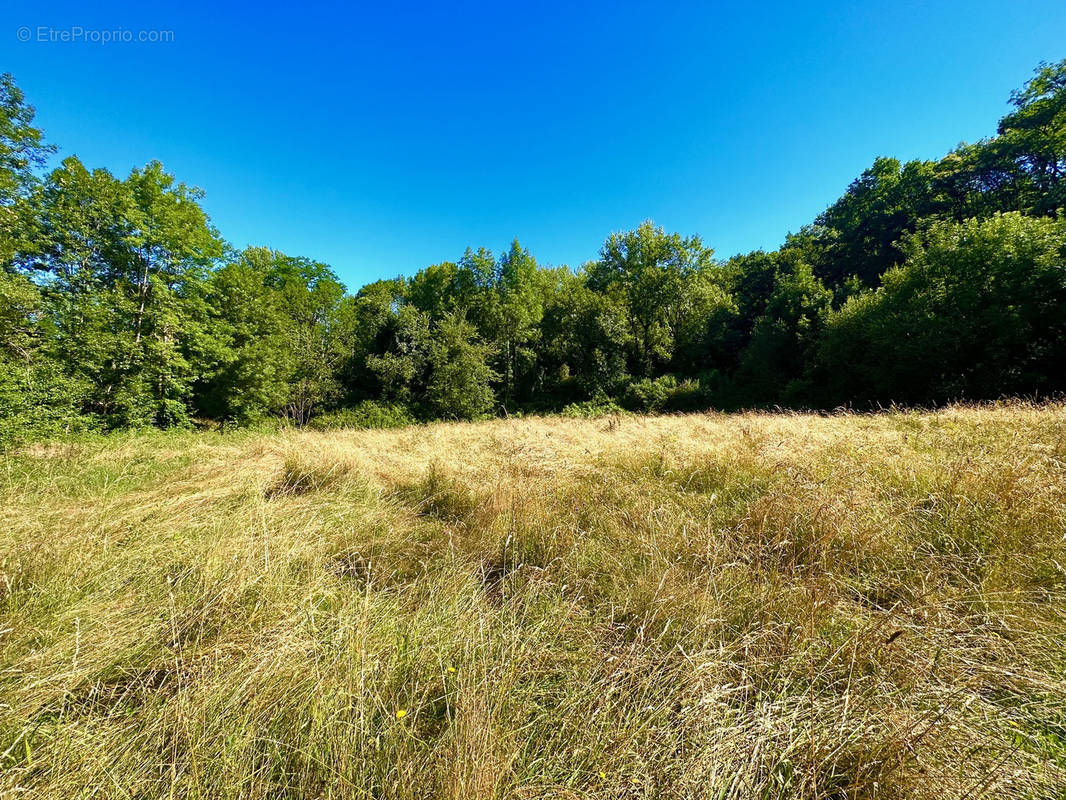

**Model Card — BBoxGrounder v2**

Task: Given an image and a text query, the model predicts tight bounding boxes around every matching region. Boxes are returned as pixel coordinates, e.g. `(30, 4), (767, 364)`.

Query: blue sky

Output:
(3, 1), (1065, 290)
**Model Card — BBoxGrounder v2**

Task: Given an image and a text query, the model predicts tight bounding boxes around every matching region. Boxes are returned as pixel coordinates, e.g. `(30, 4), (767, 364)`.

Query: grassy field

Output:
(2, 404), (1066, 799)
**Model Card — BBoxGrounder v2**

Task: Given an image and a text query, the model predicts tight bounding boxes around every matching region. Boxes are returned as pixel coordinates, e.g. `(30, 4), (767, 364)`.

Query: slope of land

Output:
(2, 405), (1066, 798)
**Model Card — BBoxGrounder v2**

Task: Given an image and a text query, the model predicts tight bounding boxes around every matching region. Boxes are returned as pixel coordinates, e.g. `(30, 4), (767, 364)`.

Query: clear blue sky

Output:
(3, 1), (1065, 290)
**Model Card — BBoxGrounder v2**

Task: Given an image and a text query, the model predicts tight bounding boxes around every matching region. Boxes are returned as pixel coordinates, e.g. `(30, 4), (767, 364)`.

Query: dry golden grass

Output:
(2, 403), (1066, 798)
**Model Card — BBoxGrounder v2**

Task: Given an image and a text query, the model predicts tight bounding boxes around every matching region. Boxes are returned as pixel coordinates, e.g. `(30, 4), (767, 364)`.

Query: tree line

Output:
(2, 60), (1065, 442)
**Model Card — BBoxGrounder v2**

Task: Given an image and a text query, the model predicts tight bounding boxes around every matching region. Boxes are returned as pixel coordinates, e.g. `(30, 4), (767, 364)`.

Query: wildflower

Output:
(447, 666), (456, 673)
(396, 709), (408, 719)
(599, 771), (607, 779)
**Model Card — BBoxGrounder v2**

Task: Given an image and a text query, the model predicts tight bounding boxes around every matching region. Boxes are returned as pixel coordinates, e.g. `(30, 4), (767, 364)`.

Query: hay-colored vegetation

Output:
(2, 404), (1066, 799)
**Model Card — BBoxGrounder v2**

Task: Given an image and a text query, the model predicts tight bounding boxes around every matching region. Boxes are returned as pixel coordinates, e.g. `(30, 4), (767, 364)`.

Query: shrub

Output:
(0, 359), (95, 450)
(621, 374), (708, 413)
(561, 396), (625, 418)
(622, 375), (677, 412)
(307, 401), (416, 431)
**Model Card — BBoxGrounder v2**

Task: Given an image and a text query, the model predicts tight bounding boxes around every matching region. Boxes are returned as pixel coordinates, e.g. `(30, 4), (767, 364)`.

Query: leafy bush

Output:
(621, 374), (710, 413)
(561, 396), (624, 418)
(307, 401), (416, 431)
(622, 375), (676, 412)
(664, 376), (708, 411)
(0, 359), (95, 449)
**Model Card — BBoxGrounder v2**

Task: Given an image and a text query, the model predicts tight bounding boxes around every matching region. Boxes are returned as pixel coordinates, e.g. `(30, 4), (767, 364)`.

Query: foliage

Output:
(306, 401), (416, 430)
(818, 213), (1066, 404)
(0, 73), (54, 263)
(561, 396), (624, 418)
(587, 220), (716, 375)
(0, 271), (93, 448)
(3, 61), (1066, 440)
(425, 311), (497, 420)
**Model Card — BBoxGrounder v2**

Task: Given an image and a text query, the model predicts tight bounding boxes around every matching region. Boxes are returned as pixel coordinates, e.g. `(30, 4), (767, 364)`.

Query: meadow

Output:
(2, 404), (1065, 799)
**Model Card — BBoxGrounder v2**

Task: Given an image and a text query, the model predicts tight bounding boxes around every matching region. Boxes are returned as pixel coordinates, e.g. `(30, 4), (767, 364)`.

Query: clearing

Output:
(2, 405), (1065, 798)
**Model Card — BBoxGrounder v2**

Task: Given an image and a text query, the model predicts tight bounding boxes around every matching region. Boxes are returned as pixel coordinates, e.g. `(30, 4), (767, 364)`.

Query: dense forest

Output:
(2, 60), (1065, 442)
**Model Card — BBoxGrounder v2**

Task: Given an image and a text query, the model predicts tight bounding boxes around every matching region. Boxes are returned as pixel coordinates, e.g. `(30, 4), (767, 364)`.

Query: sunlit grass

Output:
(2, 403), (1065, 798)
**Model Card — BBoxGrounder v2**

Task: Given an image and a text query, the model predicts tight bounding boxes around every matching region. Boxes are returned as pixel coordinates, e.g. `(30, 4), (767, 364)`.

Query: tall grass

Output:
(2, 403), (1065, 798)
